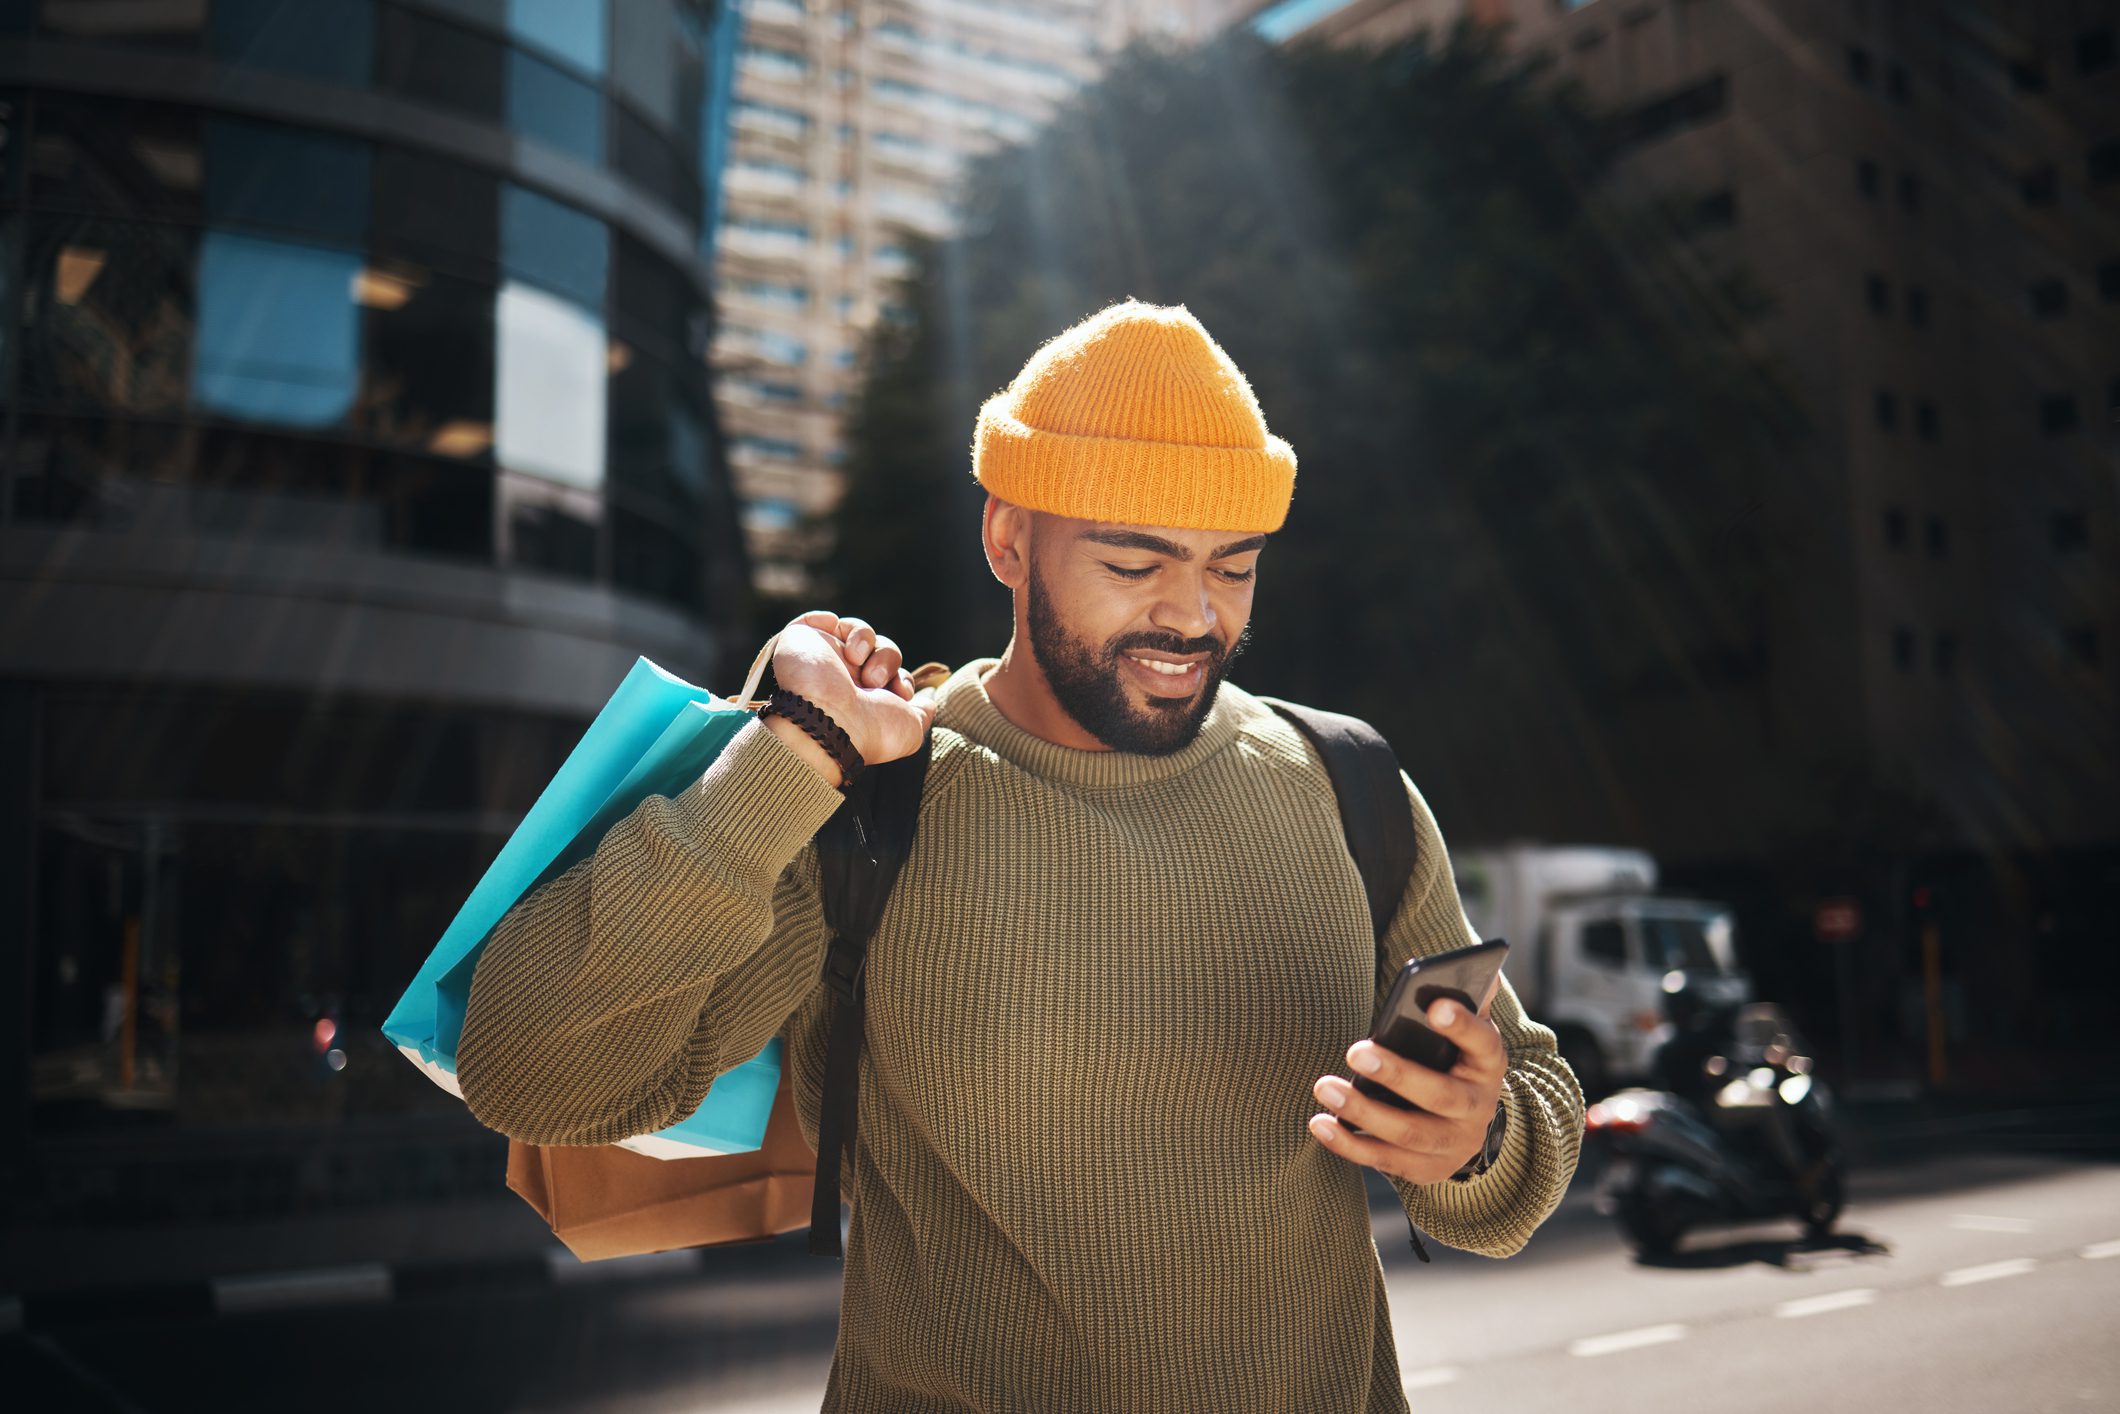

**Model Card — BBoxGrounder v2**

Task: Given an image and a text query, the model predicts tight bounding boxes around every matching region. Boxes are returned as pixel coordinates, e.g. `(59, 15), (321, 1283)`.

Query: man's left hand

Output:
(1308, 971), (1506, 1185)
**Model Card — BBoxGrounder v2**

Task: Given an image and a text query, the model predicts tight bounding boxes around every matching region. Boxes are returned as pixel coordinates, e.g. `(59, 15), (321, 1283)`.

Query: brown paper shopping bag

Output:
(506, 1062), (820, 1262)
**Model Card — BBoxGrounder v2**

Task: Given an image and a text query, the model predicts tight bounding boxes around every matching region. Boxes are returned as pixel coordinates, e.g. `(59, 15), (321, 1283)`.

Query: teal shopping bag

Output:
(383, 646), (786, 1159)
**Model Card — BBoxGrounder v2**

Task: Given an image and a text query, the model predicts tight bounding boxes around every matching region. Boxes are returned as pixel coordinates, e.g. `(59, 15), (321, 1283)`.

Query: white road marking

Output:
(2081, 1239), (2120, 1260)
(1940, 1257), (2037, 1287)
(1949, 1214), (2035, 1233)
(1568, 1324), (1687, 1357)
(1775, 1287), (1878, 1318)
(1402, 1366), (1461, 1390)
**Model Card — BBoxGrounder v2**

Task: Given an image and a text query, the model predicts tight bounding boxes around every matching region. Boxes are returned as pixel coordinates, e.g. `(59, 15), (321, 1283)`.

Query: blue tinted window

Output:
(501, 183), (607, 310)
(507, 0), (604, 75)
(205, 117), (370, 244)
(508, 48), (601, 164)
(210, 0), (374, 85)
(194, 231), (362, 427)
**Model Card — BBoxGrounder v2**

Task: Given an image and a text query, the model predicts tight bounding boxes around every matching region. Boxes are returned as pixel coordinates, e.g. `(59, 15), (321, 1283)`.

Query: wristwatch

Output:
(1448, 1096), (1509, 1183)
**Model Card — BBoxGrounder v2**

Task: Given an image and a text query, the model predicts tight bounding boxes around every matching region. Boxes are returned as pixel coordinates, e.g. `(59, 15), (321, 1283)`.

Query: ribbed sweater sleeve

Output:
(1378, 770), (1586, 1257)
(455, 716), (848, 1147)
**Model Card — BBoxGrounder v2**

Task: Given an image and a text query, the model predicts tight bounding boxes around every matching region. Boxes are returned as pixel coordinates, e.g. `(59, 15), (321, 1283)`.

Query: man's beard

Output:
(1026, 559), (1251, 756)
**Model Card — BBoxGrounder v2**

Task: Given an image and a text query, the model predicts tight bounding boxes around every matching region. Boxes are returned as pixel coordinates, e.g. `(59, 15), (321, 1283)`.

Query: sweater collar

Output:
(934, 656), (1250, 789)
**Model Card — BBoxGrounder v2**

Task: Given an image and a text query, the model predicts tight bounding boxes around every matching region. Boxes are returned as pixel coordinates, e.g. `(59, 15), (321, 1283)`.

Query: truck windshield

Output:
(1639, 915), (1724, 972)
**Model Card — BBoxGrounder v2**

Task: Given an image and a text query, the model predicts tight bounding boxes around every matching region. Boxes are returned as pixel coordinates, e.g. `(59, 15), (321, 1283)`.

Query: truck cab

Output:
(1541, 897), (1746, 1097)
(1455, 845), (1747, 1100)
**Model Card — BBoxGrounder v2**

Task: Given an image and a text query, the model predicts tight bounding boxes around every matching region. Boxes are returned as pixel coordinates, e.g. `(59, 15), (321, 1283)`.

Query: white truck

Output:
(1452, 843), (1748, 1099)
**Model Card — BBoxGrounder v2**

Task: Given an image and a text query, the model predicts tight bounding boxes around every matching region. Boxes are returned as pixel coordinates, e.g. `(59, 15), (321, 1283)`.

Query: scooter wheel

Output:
(1618, 1193), (1686, 1258)
(1798, 1159), (1845, 1240)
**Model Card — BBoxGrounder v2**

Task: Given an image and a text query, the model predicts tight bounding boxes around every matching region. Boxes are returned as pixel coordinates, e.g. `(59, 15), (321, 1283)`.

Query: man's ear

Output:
(983, 494), (1031, 591)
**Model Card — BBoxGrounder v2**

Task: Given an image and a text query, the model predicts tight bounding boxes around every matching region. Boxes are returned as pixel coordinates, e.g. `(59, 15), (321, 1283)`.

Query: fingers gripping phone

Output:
(1348, 938), (1511, 1122)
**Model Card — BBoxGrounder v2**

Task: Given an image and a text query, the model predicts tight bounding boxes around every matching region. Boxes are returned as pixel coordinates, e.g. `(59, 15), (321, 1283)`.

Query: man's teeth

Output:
(1129, 656), (1197, 676)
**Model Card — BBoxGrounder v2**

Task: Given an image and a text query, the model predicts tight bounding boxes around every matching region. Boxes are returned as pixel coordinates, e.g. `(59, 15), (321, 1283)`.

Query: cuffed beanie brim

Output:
(971, 299), (1297, 534)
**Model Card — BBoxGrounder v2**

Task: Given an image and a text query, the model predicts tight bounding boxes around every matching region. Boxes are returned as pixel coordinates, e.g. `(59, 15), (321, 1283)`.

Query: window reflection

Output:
(14, 413), (493, 561)
(614, 229), (701, 359)
(613, 501), (703, 612)
(494, 280), (605, 488)
(33, 685), (583, 1135)
(354, 260), (495, 456)
(507, 47), (601, 164)
(377, 5), (505, 123)
(608, 343), (708, 514)
(7, 60), (722, 605)
(506, 0), (605, 76)
(500, 466), (599, 580)
(209, 0), (374, 86)
(373, 147), (499, 282)
(614, 104), (702, 227)
(500, 181), (606, 310)
(204, 116), (371, 244)
(27, 97), (201, 220)
(612, 0), (705, 142)
(10, 414), (196, 523)
(21, 214), (195, 414)
(193, 229), (362, 427)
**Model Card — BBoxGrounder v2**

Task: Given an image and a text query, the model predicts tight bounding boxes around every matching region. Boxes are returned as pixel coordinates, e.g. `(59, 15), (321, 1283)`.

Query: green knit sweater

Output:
(457, 658), (1584, 1413)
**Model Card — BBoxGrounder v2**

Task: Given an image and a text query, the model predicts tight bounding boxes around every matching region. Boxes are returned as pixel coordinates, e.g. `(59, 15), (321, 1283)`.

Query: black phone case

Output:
(1345, 938), (1509, 1127)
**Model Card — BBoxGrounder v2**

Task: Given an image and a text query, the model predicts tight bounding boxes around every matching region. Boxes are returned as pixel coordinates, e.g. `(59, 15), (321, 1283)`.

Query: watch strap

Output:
(1448, 1096), (1509, 1183)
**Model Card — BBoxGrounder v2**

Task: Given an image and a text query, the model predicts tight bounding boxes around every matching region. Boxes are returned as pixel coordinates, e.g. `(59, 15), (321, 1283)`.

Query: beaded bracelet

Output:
(763, 687), (865, 789)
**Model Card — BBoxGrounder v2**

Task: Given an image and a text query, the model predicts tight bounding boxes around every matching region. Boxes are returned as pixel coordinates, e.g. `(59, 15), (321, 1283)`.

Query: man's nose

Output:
(1148, 573), (1218, 642)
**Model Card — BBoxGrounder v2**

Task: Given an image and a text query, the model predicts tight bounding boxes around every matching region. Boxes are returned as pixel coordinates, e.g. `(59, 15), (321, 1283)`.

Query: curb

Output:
(7, 1245), (717, 1331)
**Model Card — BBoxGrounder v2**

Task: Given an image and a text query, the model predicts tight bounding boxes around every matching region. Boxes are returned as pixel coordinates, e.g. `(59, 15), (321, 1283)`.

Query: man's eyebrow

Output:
(1080, 530), (1270, 561)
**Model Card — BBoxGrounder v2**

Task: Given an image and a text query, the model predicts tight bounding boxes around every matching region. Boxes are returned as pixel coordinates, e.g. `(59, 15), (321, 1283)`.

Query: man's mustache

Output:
(1110, 635), (1223, 660)
(1107, 624), (1250, 663)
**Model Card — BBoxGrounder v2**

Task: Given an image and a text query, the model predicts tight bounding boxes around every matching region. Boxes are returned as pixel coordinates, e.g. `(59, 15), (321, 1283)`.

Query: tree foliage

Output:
(830, 24), (1804, 850)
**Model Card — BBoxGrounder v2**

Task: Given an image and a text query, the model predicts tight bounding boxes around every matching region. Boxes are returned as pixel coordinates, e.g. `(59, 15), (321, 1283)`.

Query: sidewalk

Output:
(1829, 1081), (2120, 1166)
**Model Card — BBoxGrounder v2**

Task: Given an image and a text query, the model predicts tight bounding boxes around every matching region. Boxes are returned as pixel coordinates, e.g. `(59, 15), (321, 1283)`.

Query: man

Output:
(458, 299), (1584, 1412)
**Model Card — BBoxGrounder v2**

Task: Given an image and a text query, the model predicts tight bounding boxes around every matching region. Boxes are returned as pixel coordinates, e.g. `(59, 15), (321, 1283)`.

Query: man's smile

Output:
(1119, 649), (1208, 697)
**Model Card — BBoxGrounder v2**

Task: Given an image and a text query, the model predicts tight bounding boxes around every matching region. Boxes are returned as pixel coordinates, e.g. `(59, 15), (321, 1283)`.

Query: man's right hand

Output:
(763, 611), (938, 786)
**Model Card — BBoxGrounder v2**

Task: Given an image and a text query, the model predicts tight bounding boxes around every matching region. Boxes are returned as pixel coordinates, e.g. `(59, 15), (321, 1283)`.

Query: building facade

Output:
(1230, 0), (2120, 1090)
(1242, 0), (2118, 859)
(0, 0), (752, 1289)
(714, 0), (1217, 601)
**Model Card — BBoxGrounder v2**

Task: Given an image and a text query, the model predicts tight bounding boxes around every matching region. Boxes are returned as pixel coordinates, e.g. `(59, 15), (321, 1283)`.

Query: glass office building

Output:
(0, 0), (751, 1285)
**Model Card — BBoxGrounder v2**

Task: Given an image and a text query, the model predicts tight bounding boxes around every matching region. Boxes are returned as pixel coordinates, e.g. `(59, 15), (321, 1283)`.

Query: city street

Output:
(8, 1141), (2115, 1413)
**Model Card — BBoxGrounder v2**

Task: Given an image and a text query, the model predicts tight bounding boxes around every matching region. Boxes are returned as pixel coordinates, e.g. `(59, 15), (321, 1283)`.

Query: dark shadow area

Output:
(1633, 1226), (1894, 1272)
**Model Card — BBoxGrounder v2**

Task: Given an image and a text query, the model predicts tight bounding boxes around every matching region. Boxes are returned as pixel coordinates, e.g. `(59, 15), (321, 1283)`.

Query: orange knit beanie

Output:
(971, 299), (1297, 533)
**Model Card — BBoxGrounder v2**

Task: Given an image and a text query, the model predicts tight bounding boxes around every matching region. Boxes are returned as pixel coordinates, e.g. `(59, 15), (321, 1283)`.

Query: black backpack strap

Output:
(807, 731), (932, 1257)
(1261, 698), (1435, 1264)
(1260, 699), (1418, 965)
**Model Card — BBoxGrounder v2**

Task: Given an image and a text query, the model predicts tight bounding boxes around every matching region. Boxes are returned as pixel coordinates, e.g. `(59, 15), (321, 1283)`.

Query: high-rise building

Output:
(1228, 0), (2120, 1083)
(715, 0), (1230, 601)
(0, 1), (751, 1287)
(1228, 0), (2118, 856)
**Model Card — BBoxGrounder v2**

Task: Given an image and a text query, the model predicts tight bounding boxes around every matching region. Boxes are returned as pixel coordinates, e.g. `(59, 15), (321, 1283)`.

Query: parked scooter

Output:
(1584, 986), (1846, 1257)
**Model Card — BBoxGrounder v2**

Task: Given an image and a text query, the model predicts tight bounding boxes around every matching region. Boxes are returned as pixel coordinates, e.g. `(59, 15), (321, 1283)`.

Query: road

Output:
(7, 1148), (2116, 1413)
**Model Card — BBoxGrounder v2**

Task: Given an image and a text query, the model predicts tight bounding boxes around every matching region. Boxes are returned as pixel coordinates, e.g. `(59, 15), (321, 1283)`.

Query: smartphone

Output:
(1346, 937), (1510, 1124)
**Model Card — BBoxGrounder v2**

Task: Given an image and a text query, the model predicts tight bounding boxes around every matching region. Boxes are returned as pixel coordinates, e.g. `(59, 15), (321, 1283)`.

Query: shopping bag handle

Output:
(733, 631), (781, 710)
(732, 629), (953, 711)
